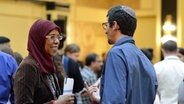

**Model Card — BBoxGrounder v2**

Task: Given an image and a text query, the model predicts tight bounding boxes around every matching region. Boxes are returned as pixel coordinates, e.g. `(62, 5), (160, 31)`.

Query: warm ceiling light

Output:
(162, 14), (176, 33)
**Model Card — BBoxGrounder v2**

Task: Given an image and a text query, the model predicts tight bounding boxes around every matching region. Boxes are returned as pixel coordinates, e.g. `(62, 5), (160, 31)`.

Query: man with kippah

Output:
(98, 5), (157, 104)
(0, 36), (14, 56)
(0, 36), (18, 104)
(0, 36), (11, 50)
(0, 50), (17, 104)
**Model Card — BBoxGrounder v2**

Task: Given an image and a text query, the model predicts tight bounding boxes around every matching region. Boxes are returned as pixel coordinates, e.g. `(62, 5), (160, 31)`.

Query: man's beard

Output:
(108, 39), (114, 45)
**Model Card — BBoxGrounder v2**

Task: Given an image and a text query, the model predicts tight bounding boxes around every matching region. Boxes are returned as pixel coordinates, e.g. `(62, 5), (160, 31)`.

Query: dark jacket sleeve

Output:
(13, 63), (38, 104)
(13, 63), (55, 104)
(68, 58), (84, 93)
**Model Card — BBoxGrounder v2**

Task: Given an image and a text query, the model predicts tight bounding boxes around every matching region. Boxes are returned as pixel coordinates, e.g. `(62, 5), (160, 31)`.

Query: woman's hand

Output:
(54, 94), (74, 104)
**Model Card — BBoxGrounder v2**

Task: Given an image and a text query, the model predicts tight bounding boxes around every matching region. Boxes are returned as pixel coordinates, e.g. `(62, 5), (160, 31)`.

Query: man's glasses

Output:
(102, 22), (108, 30)
(45, 34), (64, 41)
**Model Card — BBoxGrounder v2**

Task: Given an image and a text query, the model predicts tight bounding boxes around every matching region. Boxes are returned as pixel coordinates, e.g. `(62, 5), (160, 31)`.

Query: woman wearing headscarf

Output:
(13, 19), (74, 104)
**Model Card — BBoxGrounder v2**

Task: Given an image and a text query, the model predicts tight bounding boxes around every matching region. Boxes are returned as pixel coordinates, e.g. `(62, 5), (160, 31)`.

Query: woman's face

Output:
(45, 29), (60, 57)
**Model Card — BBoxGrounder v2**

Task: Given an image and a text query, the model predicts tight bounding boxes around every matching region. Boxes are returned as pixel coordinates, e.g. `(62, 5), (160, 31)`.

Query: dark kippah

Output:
(0, 36), (10, 44)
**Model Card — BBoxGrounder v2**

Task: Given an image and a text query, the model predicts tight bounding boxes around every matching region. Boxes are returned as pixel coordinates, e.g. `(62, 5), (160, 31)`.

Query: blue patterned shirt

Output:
(81, 66), (97, 104)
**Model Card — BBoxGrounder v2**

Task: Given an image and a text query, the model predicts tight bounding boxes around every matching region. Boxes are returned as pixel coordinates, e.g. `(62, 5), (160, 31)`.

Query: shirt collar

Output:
(164, 55), (180, 60)
(113, 36), (134, 47)
(84, 66), (95, 73)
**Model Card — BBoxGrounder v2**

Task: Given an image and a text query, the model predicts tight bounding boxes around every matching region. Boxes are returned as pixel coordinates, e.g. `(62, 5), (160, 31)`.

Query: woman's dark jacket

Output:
(13, 55), (65, 104)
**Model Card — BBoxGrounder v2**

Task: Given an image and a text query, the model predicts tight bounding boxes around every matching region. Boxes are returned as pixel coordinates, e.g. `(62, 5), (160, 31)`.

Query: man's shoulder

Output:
(81, 68), (89, 75)
(154, 61), (163, 65)
(111, 42), (136, 54)
(81, 68), (94, 78)
(63, 55), (78, 66)
(0, 51), (16, 64)
(108, 47), (121, 55)
(154, 59), (184, 74)
(67, 57), (77, 65)
(154, 60), (166, 69)
(0, 51), (12, 58)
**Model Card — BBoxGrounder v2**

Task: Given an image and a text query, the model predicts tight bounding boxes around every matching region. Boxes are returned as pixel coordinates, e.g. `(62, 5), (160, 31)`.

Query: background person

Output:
(81, 53), (102, 104)
(64, 43), (80, 62)
(154, 40), (184, 104)
(58, 33), (84, 104)
(0, 51), (17, 104)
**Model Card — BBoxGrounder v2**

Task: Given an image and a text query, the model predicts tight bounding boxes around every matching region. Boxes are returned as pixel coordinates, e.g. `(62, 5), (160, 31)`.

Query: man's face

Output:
(67, 52), (80, 62)
(102, 18), (117, 44)
(0, 43), (11, 50)
(92, 56), (103, 72)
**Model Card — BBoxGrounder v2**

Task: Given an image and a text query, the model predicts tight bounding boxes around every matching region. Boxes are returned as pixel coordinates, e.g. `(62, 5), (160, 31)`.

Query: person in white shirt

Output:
(154, 40), (184, 104)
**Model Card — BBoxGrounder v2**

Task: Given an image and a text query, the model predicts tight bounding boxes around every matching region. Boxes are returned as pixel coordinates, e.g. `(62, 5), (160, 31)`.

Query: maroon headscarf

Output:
(27, 19), (61, 74)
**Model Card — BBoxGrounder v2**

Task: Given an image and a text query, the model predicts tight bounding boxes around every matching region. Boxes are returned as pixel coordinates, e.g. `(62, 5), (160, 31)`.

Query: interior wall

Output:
(76, 0), (140, 9)
(135, 16), (156, 48)
(0, 1), (46, 57)
(135, 16), (156, 62)
(72, 21), (109, 61)
(71, 6), (109, 60)
(0, 0), (161, 63)
(178, 0), (184, 47)
(70, 0), (159, 62)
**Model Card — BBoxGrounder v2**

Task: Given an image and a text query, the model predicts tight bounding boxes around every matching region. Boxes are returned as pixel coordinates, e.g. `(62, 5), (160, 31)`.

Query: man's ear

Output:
(112, 21), (120, 30)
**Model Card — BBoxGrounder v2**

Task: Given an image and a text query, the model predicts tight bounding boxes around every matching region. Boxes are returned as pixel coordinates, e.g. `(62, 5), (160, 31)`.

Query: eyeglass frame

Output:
(102, 22), (108, 30)
(45, 33), (64, 41)
(102, 22), (109, 30)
